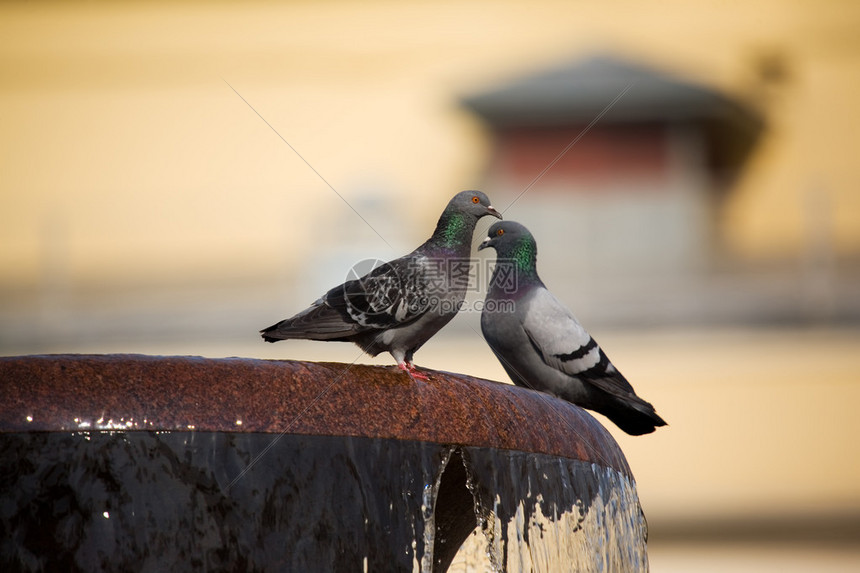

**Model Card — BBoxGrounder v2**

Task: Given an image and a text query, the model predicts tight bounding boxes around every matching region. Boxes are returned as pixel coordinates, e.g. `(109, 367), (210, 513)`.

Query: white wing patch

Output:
(557, 340), (602, 374)
(522, 287), (606, 377)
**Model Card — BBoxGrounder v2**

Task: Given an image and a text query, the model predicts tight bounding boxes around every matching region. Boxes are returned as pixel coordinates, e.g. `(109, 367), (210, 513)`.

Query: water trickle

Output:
(420, 446), (454, 573)
(1, 433), (647, 572)
(454, 447), (648, 572)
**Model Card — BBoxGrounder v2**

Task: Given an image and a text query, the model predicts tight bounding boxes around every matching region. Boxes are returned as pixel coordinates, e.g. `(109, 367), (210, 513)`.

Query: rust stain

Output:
(0, 354), (630, 476)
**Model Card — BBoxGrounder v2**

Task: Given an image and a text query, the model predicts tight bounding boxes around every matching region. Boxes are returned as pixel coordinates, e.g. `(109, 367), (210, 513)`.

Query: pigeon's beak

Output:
(486, 205), (502, 220)
(478, 236), (493, 251)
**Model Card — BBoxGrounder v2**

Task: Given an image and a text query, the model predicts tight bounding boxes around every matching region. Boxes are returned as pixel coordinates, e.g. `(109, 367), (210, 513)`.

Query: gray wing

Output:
(324, 254), (433, 329)
(261, 254), (434, 342)
(521, 288), (635, 395)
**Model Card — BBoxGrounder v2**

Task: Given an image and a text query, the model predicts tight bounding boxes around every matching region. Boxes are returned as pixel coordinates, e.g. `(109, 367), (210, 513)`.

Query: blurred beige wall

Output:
(2, 2), (860, 569)
(2, 0), (860, 296)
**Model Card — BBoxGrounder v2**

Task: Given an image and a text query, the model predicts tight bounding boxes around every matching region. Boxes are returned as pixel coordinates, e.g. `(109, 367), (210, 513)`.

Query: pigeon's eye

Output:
(471, 196), (480, 204)
(496, 228), (505, 236)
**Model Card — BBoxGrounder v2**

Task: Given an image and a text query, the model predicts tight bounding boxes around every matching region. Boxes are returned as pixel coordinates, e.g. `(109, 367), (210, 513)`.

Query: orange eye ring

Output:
(496, 228), (505, 236)
(471, 196), (480, 204)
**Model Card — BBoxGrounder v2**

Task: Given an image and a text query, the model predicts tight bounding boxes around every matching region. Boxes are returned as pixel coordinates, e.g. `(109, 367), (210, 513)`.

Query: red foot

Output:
(397, 362), (430, 381)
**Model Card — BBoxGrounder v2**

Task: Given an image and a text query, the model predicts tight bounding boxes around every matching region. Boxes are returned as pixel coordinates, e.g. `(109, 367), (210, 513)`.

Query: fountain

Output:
(0, 354), (648, 571)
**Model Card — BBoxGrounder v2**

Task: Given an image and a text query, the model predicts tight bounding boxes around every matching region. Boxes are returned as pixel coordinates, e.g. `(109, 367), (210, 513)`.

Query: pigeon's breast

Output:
(379, 306), (457, 353)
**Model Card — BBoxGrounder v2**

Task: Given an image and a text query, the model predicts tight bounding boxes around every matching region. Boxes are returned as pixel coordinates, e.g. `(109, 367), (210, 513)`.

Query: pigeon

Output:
(261, 191), (502, 379)
(478, 221), (666, 435)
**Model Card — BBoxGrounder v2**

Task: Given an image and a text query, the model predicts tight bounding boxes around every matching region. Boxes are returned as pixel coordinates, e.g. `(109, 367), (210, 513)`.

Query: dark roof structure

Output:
(461, 55), (764, 177)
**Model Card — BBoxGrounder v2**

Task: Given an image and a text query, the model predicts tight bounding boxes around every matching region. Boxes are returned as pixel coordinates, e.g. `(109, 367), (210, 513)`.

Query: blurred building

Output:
(462, 54), (858, 326)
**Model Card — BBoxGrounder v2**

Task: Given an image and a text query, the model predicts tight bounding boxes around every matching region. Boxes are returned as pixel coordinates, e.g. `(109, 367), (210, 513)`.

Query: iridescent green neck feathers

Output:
(433, 211), (471, 249)
(509, 237), (538, 275)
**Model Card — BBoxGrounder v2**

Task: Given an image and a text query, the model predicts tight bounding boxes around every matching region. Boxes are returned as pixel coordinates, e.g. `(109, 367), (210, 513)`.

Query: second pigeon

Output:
(478, 220), (667, 435)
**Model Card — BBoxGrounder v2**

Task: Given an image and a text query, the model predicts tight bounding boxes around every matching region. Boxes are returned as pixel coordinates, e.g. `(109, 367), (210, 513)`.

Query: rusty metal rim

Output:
(0, 354), (631, 477)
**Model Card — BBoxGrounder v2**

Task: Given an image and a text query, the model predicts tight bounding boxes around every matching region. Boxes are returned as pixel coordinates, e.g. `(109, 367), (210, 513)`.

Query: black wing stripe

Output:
(554, 337), (598, 362)
(577, 348), (613, 379)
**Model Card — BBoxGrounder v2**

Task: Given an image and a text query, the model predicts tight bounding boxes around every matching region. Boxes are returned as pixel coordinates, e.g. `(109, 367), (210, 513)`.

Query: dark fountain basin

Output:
(0, 354), (648, 572)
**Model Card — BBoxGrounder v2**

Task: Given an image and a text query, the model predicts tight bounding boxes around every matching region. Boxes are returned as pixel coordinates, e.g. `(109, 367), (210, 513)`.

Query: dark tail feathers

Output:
(260, 321), (287, 343)
(260, 301), (363, 343)
(600, 397), (667, 436)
